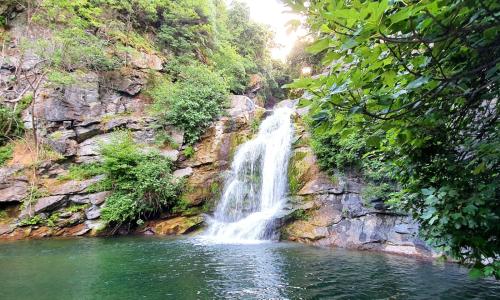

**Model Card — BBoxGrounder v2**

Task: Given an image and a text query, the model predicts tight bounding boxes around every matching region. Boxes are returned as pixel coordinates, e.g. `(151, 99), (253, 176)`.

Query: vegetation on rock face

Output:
(284, 0), (499, 278)
(97, 131), (183, 225)
(151, 64), (229, 144)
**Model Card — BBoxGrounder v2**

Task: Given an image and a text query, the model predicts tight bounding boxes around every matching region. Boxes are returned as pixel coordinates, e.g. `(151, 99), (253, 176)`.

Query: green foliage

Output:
(35, 27), (118, 71)
(0, 144), (13, 166)
(0, 94), (32, 146)
(285, 0), (500, 278)
(46, 212), (60, 227)
(65, 204), (88, 214)
(183, 146), (195, 158)
(158, 0), (217, 56)
(58, 163), (104, 181)
(98, 131), (183, 224)
(212, 42), (248, 93)
(19, 215), (44, 227)
(152, 65), (229, 144)
(290, 209), (309, 221)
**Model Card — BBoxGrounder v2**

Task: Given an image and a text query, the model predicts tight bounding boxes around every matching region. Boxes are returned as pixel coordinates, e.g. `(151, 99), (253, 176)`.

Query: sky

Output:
(228, 0), (307, 61)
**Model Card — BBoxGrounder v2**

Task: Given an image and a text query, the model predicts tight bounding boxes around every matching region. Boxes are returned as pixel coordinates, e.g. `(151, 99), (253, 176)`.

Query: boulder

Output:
(152, 216), (204, 235)
(160, 149), (179, 161)
(0, 181), (28, 203)
(85, 205), (101, 220)
(50, 176), (103, 196)
(69, 191), (109, 205)
(127, 50), (163, 70)
(228, 95), (256, 117)
(20, 195), (66, 218)
(0, 165), (28, 203)
(173, 167), (193, 178)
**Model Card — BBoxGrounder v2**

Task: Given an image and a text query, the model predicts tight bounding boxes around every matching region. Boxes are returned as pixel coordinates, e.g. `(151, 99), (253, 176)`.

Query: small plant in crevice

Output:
(289, 209), (309, 221)
(19, 215), (44, 227)
(58, 163), (104, 181)
(183, 146), (195, 159)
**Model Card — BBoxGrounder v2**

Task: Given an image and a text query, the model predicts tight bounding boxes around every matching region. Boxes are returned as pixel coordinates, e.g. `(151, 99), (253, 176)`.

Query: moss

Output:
(66, 204), (89, 214)
(0, 210), (8, 220)
(229, 132), (251, 159)
(289, 208), (309, 221)
(49, 131), (64, 140)
(287, 150), (308, 194)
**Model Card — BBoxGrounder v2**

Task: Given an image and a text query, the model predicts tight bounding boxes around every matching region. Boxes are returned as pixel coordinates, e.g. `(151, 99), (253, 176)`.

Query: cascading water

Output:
(202, 107), (294, 243)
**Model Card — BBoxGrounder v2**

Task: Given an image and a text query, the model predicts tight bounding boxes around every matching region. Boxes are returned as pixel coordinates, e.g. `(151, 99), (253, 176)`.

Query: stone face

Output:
(20, 195), (67, 218)
(85, 205), (101, 220)
(173, 167), (193, 178)
(103, 69), (146, 96)
(0, 181), (28, 203)
(50, 176), (103, 196)
(282, 114), (432, 257)
(35, 72), (101, 122)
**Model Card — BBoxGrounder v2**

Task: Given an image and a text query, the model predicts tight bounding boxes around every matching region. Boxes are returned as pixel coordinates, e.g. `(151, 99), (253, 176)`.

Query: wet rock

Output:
(152, 216), (204, 235)
(298, 174), (343, 195)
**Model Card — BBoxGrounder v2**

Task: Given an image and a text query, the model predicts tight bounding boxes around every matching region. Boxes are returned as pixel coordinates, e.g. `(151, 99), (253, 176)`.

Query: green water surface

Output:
(0, 236), (499, 299)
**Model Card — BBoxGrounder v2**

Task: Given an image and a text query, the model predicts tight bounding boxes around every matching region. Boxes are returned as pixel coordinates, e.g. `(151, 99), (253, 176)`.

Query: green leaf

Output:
(469, 268), (483, 279)
(306, 38), (330, 54)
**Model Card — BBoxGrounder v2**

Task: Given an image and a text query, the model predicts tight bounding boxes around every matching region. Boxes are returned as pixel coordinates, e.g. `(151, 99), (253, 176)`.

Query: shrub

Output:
(152, 64), (229, 144)
(98, 131), (183, 224)
(0, 144), (13, 166)
(0, 94), (32, 146)
(212, 43), (249, 93)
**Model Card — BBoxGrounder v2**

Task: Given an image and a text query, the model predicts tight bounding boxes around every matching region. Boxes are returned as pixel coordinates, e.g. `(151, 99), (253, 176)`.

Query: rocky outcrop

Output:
(0, 91), (262, 240)
(280, 111), (432, 257)
(178, 95), (265, 206)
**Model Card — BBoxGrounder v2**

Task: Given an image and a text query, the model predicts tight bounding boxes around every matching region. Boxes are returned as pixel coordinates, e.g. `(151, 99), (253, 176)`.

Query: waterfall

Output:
(202, 107), (294, 243)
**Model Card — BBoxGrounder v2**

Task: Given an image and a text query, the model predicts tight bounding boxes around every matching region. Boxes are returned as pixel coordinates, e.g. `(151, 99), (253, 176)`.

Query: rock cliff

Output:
(277, 100), (432, 257)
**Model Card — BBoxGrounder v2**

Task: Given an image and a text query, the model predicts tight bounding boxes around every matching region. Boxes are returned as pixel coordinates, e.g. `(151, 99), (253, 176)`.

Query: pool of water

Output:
(0, 237), (499, 299)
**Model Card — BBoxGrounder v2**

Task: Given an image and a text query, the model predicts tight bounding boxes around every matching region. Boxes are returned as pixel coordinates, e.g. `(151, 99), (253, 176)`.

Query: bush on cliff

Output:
(152, 64), (229, 144)
(98, 131), (183, 225)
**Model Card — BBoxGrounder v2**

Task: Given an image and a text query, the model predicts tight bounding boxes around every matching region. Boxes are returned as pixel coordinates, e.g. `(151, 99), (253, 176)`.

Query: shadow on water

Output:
(0, 236), (499, 299)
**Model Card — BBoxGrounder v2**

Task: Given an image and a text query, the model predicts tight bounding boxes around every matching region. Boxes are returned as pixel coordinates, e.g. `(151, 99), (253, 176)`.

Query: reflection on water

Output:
(0, 237), (499, 300)
(195, 241), (287, 298)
